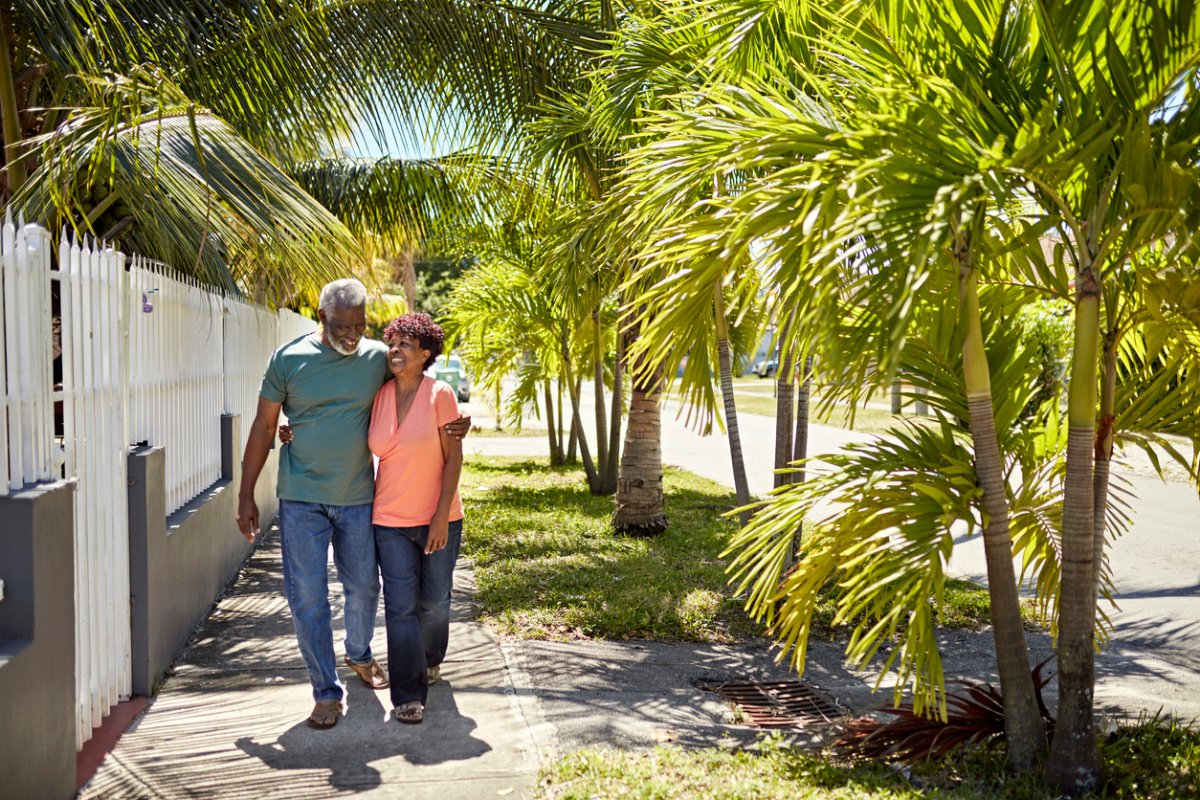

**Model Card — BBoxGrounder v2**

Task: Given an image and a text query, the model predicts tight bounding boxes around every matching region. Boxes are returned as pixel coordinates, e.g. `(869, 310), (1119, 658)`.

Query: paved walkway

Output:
(82, 523), (846, 799)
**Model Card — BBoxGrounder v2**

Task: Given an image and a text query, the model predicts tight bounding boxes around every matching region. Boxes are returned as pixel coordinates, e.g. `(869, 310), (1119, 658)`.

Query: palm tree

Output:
(1023, 3), (1200, 787)
(3, 0), (592, 301)
(615, 0), (1200, 784)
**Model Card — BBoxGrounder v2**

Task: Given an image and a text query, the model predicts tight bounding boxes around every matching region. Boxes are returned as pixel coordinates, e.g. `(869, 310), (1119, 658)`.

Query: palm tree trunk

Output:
(774, 311), (796, 488)
(1091, 332), (1118, 600)
(612, 340), (667, 536)
(1047, 264), (1103, 794)
(391, 252), (418, 312)
(791, 354), (813, 557)
(557, 376), (569, 462)
(715, 286), (751, 526)
(602, 319), (624, 493)
(562, 344), (599, 491)
(545, 381), (563, 465)
(493, 380), (503, 431)
(567, 375), (581, 463)
(959, 263), (1047, 771)
(794, 355), (812, 471)
(592, 308), (609, 479)
(0, 8), (28, 195)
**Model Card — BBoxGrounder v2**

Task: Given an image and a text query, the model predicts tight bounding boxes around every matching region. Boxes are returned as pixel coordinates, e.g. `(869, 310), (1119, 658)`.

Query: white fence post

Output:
(59, 230), (133, 748)
(0, 212), (55, 495)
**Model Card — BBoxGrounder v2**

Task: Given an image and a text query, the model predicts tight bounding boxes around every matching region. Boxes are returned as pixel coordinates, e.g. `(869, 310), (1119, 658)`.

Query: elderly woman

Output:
(370, 312), (465, 724)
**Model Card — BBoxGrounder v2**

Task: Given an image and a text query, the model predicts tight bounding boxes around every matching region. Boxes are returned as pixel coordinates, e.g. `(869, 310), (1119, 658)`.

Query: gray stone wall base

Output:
(0, 480), (77, 800)
(128, 413), (252, 695)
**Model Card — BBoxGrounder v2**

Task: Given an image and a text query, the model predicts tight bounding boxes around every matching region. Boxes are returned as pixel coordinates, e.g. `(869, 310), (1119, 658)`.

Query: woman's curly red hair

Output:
(383, 312), (444, 370)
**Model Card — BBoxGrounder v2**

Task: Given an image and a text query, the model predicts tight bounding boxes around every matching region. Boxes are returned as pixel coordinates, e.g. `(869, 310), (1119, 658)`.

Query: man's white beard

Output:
(330, 338), (360, 356)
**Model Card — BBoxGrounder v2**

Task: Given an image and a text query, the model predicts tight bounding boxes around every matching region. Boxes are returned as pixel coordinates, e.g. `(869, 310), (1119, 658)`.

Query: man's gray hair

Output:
(318, 279), (368, 314)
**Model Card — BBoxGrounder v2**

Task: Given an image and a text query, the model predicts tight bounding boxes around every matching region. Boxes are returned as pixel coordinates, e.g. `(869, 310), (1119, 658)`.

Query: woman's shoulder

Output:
(375, 376), (396, 400)
(423, 374), (450, 395)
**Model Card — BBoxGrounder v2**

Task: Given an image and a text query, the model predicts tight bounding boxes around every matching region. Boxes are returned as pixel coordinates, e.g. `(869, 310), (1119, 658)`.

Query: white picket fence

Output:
(57, 230), (133, 746)
(1, 216), (316, 748)
(128, 259), (226, 515)
(0, 219), (55, 493)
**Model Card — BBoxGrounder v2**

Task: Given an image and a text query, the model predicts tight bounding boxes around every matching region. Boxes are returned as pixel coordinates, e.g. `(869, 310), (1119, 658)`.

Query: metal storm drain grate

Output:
(705, 680), (845, 729)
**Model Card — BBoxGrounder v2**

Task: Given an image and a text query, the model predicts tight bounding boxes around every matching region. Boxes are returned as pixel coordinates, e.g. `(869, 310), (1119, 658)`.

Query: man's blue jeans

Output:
(279, 500), (380, 702)
(374, 520), (462, 706)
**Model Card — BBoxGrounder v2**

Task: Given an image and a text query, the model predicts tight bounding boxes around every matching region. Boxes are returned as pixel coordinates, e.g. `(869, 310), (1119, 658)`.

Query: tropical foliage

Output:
(10, 1), (1200, 793)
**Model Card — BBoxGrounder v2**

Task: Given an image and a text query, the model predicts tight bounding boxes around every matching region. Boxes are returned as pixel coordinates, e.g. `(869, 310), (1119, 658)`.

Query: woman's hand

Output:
(426, 516), (449, 555)
(278, 423), (293, 444)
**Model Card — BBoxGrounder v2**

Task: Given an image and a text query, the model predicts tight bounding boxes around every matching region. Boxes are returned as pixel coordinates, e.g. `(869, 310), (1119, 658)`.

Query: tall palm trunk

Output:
(557, 377), (570, 463)
(603, 316), (624, 492)
(562, 340), (598, 489)
(391, 251), (417, 312)
(958, 259), (1047, 771)
(1091, 331), (1118, 600)
(545, 381), (564, 465)
(613, 319), (667, 536)
(774, 311), (796, 488)
(715, 286), (751, 526)
(1047, 262), (1103, 794)
(567, 375), (582, 463)
(0, 9), (28, 195)
(793, 356), (812, 472)
(792, 354), (813, 554)
(592, 308), (610, 480)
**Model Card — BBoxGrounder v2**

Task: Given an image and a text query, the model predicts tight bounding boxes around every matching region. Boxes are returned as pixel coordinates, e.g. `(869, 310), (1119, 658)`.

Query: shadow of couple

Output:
(236, 678), (491, 793)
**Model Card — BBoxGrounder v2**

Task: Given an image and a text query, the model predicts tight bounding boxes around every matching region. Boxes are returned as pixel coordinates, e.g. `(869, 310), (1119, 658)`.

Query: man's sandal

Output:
(396, 700), (424, 725)
(427, 664), (440, 684)
(344, 656), (389, 689)
(307, 699), (342, 730)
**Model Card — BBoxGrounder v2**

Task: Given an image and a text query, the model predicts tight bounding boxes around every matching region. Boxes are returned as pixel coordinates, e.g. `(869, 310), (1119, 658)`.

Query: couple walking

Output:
(235, 279), (470, 728)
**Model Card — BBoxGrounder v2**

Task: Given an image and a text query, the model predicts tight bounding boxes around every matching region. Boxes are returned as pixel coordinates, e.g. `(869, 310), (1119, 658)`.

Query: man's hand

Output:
(278, 423), (293, 444)
(444, 415), (472, 439)
(236, 496), (260, 542)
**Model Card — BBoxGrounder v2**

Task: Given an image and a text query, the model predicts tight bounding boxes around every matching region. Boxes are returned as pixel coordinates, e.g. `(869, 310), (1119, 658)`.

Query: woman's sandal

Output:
(396, 700), (424, 725)
(344, 656), (389, 689)
(307, 699), (342, 730)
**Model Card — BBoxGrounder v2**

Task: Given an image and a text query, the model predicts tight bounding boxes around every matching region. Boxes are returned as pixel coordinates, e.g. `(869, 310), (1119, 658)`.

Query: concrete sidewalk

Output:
(79, 523), (854, 800)
(86, 514), (998, 799)
(80, 524), (544, 799)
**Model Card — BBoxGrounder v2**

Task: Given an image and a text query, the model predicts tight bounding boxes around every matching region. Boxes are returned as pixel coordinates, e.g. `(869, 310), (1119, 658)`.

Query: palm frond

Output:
(14, 68), (357, 303)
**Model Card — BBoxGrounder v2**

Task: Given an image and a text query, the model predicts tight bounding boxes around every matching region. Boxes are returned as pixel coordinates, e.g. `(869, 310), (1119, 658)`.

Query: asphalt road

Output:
(461, 387), (1200, 722)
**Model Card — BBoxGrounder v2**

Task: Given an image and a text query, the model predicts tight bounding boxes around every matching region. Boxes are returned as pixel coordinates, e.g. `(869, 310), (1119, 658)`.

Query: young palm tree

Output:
(1023, 3), (1200, 787)
(616, 0), (1200, 785)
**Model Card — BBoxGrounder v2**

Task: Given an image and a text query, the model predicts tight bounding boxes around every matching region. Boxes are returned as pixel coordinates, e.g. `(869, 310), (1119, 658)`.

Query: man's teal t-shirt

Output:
(259, 334), (390, 505)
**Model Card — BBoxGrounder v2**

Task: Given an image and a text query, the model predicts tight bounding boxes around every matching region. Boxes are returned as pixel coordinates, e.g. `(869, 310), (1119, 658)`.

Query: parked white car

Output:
(426, 354), (471, 402)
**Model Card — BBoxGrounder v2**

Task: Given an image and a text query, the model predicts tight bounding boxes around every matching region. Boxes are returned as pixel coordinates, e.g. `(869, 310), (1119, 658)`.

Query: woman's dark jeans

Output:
(374, 519), (462, 706)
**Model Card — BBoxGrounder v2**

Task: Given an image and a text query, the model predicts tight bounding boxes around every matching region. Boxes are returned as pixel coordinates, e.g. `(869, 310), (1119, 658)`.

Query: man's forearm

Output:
(239, 423), (275, 500)
(433, 452), (463, 522)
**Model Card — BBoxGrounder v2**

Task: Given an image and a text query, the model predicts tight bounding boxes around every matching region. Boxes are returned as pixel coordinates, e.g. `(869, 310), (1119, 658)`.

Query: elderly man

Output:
(235, 278), (469, 730)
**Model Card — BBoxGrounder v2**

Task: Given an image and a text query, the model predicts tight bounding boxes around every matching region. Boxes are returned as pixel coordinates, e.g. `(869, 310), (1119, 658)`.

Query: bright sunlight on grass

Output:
(460, 457), (757, 641)
(540, 720), (1200, 799)
(728, 377), (920, 435)
(459, 458), (1000, 643)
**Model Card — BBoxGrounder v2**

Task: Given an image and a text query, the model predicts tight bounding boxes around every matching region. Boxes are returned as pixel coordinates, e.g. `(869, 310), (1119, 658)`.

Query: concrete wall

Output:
(128, 414), (266, 695)
(0, 480), (77, 800)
